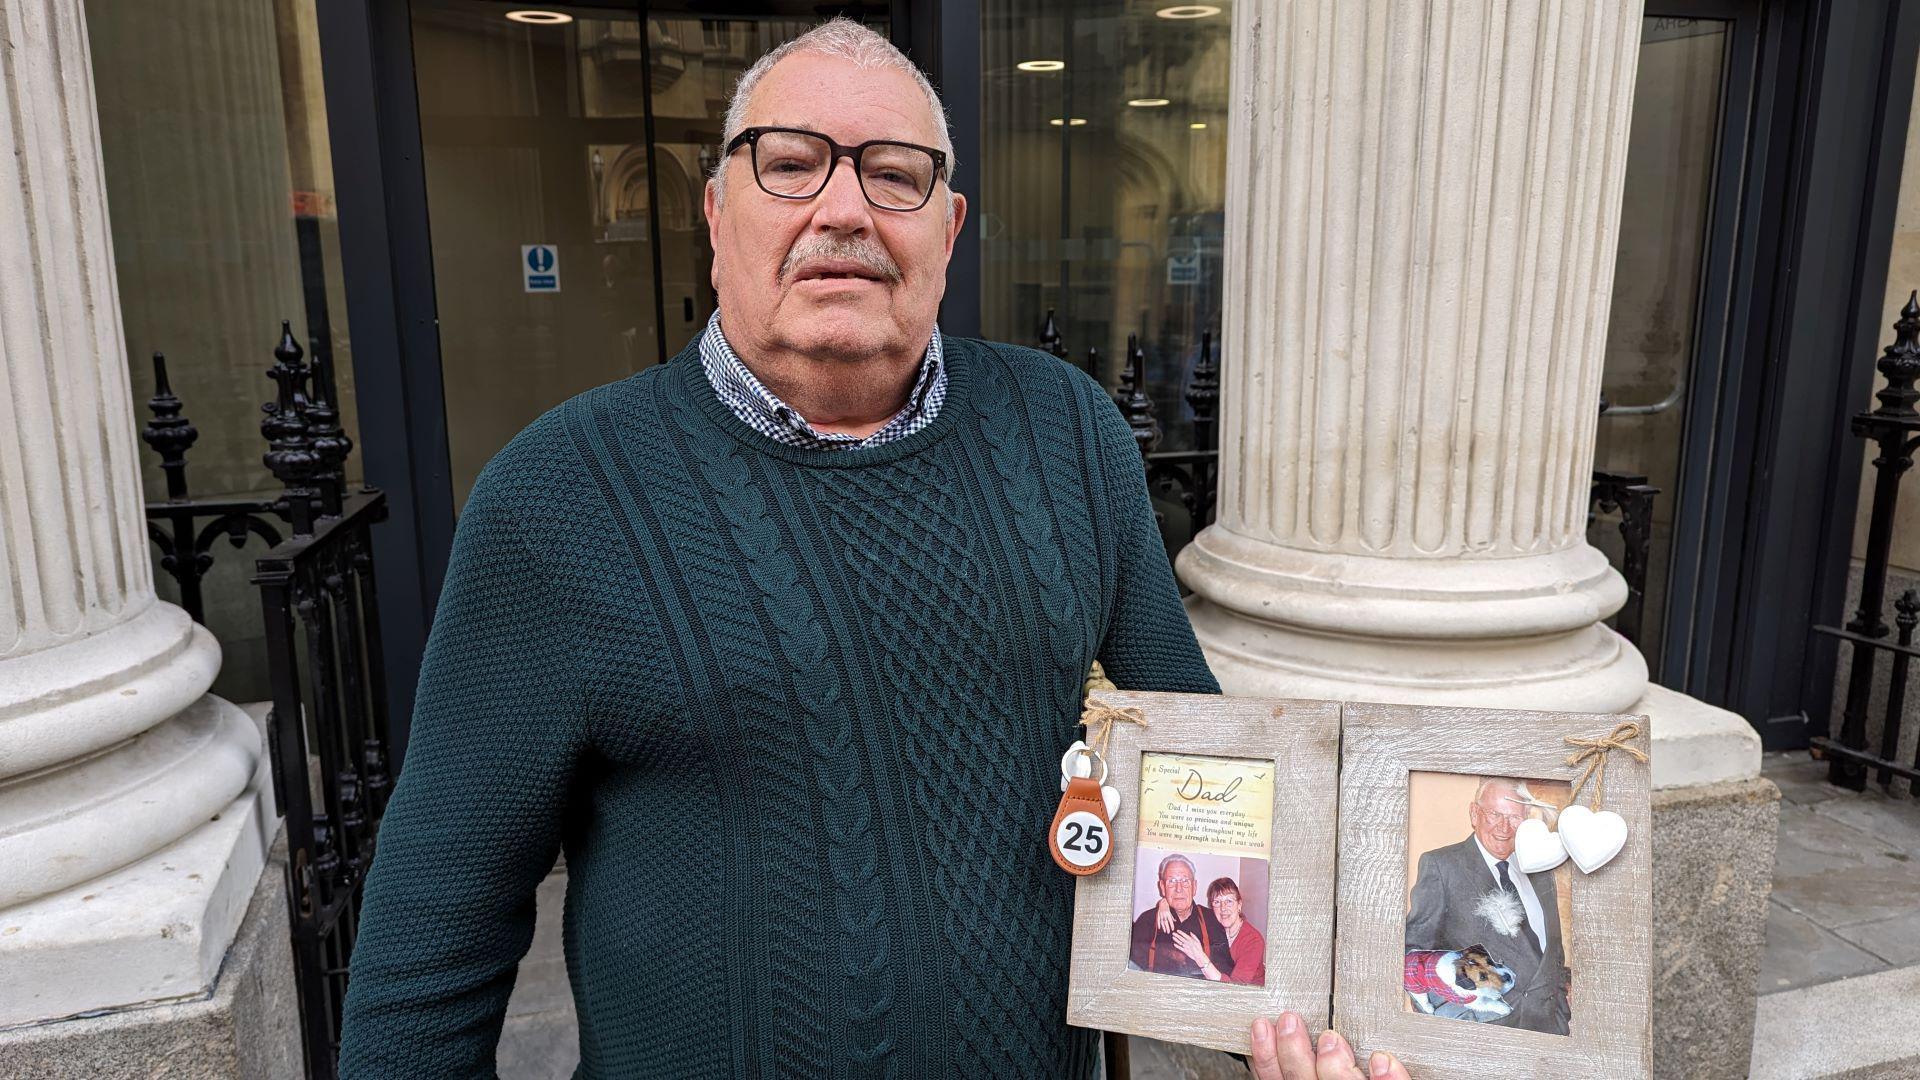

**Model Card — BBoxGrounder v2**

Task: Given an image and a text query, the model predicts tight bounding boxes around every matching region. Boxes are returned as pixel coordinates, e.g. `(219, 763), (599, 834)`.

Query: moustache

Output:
(780, 235), (903, 284)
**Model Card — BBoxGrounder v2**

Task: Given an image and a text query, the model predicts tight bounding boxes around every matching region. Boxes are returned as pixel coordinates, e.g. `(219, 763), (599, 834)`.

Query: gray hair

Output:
(1473, 777), (1545, 814)
(711, 18), (957, 214)
(1157, 853), (1197, 883)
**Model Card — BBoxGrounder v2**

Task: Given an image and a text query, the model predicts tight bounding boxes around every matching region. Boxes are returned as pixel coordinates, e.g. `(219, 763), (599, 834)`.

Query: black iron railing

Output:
(1042, 312), (1656, 647)
(1038, 311), (1221, 560)
(1590, 471), (1659, 648)
(139, 324), (390, 1078)
(1816, 293), (1920, 791)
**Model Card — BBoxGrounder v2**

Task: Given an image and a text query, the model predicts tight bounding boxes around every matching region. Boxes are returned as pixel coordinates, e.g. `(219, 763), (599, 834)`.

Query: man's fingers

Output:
(1313, 1029), (1365, 1079)
(1365, 1051), (1411, 1080)
(1248, 1012), (1317, 1079)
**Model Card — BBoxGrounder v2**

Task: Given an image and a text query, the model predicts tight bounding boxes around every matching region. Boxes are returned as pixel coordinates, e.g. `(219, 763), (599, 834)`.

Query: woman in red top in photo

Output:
(1153, 875), (1266, 985)
(1209, 878), (1265, 986)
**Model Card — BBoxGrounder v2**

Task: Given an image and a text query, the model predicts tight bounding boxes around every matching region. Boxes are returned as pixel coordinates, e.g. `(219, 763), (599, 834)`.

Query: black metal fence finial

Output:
(262, 322), (322, 536)
(142, 351), (198, 502)
(1187, 331), (1219, 454)
(1875, 291), (1920, 418)
(1116, 333), (1162, 454)
(1040, 308), (1068, 360)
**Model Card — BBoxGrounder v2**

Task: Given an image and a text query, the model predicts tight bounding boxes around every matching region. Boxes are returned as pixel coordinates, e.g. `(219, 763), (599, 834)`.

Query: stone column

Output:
(1182, 4), (1775, 1079)
(1186, 0), (1650, 713)
(0, 0), (277, 1037)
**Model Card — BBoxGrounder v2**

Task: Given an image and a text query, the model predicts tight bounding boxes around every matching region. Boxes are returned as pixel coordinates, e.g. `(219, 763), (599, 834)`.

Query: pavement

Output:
(1749, 751), (1920, 1079)
(1757, 752), (1920, 994)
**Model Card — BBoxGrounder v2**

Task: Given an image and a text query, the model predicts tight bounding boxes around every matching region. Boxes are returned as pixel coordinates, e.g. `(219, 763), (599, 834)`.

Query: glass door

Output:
(1589, 14), (1734, 678)
(408, 1), (889, 508)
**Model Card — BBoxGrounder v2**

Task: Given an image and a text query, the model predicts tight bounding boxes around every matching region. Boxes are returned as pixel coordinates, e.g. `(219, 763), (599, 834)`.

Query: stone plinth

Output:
(0, 835), (300, 1080)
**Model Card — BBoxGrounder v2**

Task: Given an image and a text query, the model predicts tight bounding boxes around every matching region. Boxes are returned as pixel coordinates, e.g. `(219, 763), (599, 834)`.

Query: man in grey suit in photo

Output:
(1405, 777), (1571, 1036)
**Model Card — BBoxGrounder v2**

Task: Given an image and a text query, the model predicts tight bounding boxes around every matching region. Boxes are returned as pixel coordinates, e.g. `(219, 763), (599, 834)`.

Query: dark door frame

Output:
(1644, 0), (1920, 748)
(318, 0), (950, 759)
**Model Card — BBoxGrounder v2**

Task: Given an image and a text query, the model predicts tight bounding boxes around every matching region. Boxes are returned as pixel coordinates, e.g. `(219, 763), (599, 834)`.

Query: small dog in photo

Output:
(1403, 944), (1517, 1021)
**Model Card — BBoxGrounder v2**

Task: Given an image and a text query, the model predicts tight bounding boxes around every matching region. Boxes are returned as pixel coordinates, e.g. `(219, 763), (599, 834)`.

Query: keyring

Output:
(1059, 744), (1110, 787)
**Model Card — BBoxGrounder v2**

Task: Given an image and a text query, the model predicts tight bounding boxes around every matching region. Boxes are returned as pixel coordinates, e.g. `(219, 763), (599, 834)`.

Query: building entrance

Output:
(408, 1), (891, 506)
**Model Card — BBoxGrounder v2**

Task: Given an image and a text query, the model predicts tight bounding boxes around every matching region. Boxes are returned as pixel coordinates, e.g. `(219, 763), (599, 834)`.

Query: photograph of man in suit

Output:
(1404, 777), (1571, 1035)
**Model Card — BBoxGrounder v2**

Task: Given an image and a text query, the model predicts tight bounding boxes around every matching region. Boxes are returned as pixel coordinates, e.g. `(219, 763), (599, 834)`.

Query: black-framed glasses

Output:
(724, 126), (948, 212)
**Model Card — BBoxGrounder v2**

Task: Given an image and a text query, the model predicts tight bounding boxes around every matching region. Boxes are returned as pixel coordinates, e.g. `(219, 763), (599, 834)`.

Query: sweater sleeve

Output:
(337, 469), (588, 1078)
(1089, 393), (1222, 695)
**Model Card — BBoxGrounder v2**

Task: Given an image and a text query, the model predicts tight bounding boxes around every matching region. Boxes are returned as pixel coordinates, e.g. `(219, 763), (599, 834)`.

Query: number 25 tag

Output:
(1050, 775), (1114, 876)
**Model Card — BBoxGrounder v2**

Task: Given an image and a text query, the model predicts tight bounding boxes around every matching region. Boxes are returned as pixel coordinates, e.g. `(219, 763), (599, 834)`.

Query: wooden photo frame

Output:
(1066, 690), (1339, 1053)
(1333, 702), (1652, 1078)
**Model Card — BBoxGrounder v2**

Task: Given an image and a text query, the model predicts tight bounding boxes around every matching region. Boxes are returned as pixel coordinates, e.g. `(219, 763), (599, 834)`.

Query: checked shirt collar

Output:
(697, 311), (945, 450)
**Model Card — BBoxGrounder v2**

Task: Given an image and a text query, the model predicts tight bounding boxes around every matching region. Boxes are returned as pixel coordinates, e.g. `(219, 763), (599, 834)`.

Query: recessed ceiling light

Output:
(1190, 122), (1209, 129)
(506, 9), (573, 23)
(1048, 117), (1089, 126)
(1127, 98), (1172, 107)
(1155, 4), (1221, 18)
(1018, 59), (1066, 72)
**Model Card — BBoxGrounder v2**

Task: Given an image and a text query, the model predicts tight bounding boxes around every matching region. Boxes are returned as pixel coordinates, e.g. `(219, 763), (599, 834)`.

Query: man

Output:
(1129, 854), (1236, 979)
(336, 18), (1407, 1079)
(1404, 778), (1571, 1035)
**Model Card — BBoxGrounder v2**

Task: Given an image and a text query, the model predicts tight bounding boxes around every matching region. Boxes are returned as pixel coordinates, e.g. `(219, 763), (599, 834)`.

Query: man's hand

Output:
(1249, 1012), (1409, 1080)
(1156, 898), (1174, 934)
(1169, 929), (1209, 968)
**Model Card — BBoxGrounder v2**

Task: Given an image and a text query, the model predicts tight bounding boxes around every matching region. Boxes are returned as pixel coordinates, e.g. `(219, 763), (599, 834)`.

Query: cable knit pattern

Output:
(337, 336), (1220, 1079)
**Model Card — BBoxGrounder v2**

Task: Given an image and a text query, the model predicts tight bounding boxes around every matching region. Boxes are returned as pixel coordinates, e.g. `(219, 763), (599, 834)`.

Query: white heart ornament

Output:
(1512, 818), (1567, 873)
(1101, 784), (1121, 821)
(1558, 804), (1627, 874)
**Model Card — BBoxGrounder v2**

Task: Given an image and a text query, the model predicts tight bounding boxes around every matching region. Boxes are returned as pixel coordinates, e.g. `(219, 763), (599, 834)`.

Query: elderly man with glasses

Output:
(336, 17), (1405, 1080)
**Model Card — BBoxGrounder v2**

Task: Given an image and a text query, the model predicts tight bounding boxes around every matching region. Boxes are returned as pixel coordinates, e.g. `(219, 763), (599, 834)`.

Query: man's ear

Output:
(943, 192), (968, 258)
(705, 179), (724, 291)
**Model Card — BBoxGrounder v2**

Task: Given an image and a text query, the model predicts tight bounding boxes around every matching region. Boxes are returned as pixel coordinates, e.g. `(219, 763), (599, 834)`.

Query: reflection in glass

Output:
(980, 0), (1231, 458)
(1594, 17), (1729, 675)
(412, 5), (883, 509)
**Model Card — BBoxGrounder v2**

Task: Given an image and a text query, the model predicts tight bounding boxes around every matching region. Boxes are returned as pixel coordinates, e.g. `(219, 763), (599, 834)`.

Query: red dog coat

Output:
(1403, 950), (1473, 1006)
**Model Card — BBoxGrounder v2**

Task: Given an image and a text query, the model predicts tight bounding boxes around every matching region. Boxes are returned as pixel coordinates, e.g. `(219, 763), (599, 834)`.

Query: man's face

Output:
(1470, 788), (1527, 861)
(1210, 890), (1240, 928)
(1158, 864), (1196, 916)
(704, 52), (967, 365)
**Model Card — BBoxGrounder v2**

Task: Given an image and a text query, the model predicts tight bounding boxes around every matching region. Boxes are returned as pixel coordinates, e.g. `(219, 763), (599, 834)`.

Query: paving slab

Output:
(1756, 902), (1888, 992)
(1832, 908), (1920, 969)
(1769, 804), (1920, 929)
(499, 1010), (579, 1080)
(1766, 752), (1845, 807)
(1751, 965), (1920, 1079)
(1812, 792), (1920, 860)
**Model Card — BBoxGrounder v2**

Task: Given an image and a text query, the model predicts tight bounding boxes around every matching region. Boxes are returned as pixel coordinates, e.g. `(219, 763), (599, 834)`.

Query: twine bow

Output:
(1082, 698), (1150, 763)
(1563, 721), (1648, 810)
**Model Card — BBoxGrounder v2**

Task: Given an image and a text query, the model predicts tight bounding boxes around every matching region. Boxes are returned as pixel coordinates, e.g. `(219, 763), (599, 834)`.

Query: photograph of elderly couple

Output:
(1127, 849), (1270, 986)
(1403, 773), (1575, 1036)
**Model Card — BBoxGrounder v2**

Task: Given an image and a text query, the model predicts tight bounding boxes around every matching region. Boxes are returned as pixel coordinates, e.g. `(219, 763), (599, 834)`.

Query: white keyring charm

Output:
(1059, 745), (1109, 791)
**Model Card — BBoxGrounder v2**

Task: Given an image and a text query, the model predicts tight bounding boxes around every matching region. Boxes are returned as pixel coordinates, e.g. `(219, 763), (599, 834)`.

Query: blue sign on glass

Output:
(522, 244), (561, 292)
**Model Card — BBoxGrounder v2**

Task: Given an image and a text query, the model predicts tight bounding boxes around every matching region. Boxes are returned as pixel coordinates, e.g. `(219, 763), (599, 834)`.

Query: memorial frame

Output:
(1065, 690), (1340, 1053)
(1332, 701), (1653, 1079)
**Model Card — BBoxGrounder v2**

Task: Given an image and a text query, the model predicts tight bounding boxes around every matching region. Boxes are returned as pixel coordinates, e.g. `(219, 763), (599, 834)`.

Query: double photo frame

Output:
(1064, 691), (1653, 1079)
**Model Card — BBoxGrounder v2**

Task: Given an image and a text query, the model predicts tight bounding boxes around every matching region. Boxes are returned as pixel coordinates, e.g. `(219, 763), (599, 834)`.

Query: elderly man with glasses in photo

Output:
(335, 18), (1405, 1080)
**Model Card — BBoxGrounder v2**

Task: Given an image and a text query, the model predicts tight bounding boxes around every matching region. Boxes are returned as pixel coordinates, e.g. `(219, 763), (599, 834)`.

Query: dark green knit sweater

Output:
(336, 337), (1221, 1078)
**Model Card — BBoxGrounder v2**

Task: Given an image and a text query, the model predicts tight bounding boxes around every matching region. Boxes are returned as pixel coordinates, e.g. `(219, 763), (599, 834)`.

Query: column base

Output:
(0, 830), (299, 1080)
(0, 700), (276, 1028)
(1180, 527), (1649, 714)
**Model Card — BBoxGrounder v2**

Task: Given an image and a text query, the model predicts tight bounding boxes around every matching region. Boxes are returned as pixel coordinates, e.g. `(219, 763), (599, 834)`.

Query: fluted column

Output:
(1182, 0), (1649, 711)
(0, 0), (264, 1026)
